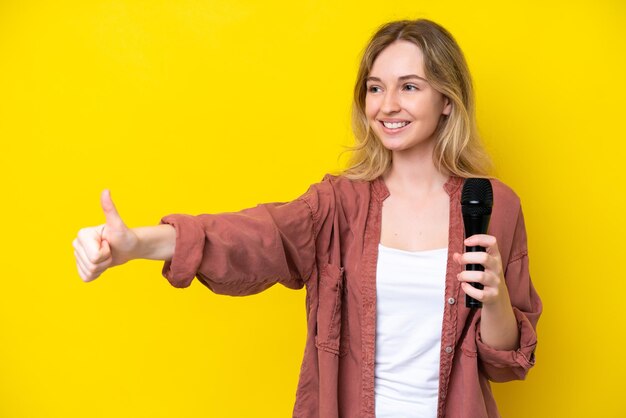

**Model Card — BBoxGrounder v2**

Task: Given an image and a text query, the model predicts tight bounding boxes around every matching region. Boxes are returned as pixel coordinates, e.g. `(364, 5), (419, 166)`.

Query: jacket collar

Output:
(371, 175), (463, 201)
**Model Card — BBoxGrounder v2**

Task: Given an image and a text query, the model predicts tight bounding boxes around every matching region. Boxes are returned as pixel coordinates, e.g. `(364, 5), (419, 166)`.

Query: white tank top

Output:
(375, 243), (447, 418)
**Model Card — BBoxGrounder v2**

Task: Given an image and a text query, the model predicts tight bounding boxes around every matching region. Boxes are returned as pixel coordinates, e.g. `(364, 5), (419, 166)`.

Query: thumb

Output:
(99, 238), (112, 260)
(100, 189), (126, 230)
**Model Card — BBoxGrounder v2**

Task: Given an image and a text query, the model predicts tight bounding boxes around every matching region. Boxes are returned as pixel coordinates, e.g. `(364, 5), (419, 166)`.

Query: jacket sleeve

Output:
(475, 206), (543, 382)
(158, 185), (322, 296)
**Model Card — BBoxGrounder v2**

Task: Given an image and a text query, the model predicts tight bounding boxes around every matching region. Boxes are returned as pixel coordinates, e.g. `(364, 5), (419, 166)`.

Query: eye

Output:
(403, 84), (419, 91)
(367, 85), (382, 93)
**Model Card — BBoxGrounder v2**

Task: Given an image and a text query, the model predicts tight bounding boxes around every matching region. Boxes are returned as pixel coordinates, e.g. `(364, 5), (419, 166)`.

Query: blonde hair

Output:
(341, 19), (492, 181)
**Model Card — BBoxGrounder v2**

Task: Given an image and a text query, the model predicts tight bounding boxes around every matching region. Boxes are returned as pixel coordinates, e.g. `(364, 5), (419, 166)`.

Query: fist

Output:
(73, 190), (139, 282)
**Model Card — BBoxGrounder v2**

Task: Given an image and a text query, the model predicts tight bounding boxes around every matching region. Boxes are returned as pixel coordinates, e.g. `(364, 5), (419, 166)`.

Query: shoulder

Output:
(302, 173), (372, 198)
(489, 178), (522, 217)
(299, 174), (373, 220)
(322, 173), (372, 193)
(487, 178), (528, 260)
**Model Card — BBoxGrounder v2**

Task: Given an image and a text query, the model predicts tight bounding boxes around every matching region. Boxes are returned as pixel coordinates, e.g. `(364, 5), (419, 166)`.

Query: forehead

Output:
(369, 40), (425, 78)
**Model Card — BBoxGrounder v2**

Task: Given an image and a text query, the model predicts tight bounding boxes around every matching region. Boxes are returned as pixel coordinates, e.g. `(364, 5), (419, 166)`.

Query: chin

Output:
(381, 142), (408, 152)
(382, 139), (438, 156)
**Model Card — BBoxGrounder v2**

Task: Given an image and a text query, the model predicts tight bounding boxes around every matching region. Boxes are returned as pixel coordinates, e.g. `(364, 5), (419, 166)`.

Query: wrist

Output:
(480, 294), (519, 350)
(482, 291), (514, 316)
(131, 225), (176, 261)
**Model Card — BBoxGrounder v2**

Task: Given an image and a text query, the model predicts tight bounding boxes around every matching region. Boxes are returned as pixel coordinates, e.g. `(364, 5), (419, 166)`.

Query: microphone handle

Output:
(465, 245), (485, 308)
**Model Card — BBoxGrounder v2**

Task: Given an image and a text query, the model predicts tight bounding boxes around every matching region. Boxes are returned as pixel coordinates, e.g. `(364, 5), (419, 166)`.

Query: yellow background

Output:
(1, 0), (624, 417)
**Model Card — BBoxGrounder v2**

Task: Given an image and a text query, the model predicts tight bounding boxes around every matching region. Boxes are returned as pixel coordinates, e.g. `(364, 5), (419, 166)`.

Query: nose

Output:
(380, 89), (401, 114)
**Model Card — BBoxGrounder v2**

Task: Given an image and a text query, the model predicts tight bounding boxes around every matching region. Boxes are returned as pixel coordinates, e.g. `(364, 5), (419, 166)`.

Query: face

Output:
(365, 40), (451, 154)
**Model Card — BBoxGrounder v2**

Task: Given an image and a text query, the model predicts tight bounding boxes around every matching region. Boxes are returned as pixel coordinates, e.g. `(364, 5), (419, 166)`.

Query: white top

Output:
(375, 243), (448, 418)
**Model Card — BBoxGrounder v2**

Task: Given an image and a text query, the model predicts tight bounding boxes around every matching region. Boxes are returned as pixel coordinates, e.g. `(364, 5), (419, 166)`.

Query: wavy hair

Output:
(341, 19), (491, 180)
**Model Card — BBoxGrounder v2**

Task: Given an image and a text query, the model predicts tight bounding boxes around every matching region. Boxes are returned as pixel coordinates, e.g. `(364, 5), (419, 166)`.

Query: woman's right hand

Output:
(73, 190), (140, 282)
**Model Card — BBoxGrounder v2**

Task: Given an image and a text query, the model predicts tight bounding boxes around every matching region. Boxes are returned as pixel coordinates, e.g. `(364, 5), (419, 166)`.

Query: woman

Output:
(73, 19), (541, 418)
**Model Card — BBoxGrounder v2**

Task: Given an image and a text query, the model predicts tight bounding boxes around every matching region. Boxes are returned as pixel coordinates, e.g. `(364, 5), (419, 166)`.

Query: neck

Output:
(383, 143), (449, 195)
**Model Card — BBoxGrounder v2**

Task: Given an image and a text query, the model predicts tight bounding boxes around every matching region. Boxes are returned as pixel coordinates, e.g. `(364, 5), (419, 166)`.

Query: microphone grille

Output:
(461, 178), (493, 210)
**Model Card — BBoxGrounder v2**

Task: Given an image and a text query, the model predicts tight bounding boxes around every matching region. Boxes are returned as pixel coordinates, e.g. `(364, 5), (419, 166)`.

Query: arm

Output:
(131, 225), (176, 261)
(75, 180), (327, 293)
(159, 191), (319, 293)
(455, 208), (542, 382)
(454, 234), (519, 351)
(156, 176), (340, 293)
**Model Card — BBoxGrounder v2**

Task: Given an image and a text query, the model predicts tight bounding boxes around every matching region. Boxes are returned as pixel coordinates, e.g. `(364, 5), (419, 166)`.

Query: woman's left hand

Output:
(453, 234), (511, 307)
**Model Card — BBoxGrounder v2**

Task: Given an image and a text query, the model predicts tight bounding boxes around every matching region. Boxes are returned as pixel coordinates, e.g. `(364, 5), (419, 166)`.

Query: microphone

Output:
(461, 178), (493, 309)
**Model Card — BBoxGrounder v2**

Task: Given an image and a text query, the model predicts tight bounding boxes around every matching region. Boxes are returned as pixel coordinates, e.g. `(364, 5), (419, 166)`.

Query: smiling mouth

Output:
(381, 121), (410, 129)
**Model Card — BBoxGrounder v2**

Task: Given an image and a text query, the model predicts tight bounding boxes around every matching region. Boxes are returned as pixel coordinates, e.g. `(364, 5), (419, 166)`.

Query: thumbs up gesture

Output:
(73, 190), (139, 282)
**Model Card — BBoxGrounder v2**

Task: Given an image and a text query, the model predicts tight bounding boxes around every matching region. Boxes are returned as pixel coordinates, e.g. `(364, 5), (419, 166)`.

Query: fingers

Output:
(463, 234), (499, 254)
(74, 250), (91, 281)
(461, 282), (487, 302)
(457, 270), (503, 305)
(453, 252), (503, 291)
(73, 227), (113, 282)
(100, 189), (126, 230)
(74, 247), (109, 282)
(459, 279), (505, 305)
(76, 226), (107, 264)
(73, 245), (112, 282)
(457, 269), (501, 289)
(100, 239), (111, 260)
(455, 235), (507, 306)
(454, 234), (502, 272)
(73, 190), (125, 282)
(453, 251), (496, 270)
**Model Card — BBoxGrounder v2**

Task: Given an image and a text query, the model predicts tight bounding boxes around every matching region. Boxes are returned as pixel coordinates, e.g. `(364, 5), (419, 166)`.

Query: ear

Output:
(442, 96), (452, 116)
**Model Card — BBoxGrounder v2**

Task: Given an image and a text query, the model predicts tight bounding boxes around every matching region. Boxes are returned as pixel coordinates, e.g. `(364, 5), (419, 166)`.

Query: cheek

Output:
(410, 96), (444, 119)
(364, 96), (378, 119)
(428, 92), (447, 115)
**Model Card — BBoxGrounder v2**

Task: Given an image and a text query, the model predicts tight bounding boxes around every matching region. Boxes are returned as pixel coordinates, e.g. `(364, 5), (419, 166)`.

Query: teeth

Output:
(382, 121), (409, 129)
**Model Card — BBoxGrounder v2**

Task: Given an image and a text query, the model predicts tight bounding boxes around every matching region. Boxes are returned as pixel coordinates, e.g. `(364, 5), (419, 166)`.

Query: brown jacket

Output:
(160, 175), (542, 418)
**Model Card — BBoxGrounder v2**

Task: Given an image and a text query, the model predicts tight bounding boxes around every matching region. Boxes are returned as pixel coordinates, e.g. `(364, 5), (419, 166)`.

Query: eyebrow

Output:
(366, 74), (428, 83)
